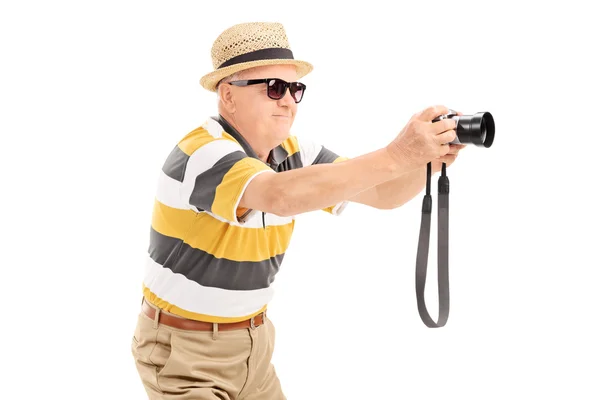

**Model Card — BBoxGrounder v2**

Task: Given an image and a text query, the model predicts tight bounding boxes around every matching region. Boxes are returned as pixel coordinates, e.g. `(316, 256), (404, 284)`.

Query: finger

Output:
(438, 143), (451, 157)
(416, 105), (450, 122)
(431, 118), (456, 134)
(434, 128), (457, 145)
(437, 153), (458, 164)
(448, 108), (463, 117)
(448, 144), (467, 153)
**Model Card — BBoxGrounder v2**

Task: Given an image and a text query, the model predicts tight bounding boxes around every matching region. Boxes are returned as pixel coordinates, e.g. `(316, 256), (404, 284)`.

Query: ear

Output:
(218, 83), (236, 114)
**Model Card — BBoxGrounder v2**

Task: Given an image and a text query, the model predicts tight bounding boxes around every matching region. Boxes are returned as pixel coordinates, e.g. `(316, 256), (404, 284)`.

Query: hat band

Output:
(218, 48), (294, 69)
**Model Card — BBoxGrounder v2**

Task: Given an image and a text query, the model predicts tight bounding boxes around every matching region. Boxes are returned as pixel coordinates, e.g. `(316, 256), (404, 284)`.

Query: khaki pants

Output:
(130, 302), (286, 399)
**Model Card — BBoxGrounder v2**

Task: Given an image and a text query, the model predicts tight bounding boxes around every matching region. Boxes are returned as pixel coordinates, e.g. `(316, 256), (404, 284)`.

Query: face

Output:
(223, 64), (300, 145)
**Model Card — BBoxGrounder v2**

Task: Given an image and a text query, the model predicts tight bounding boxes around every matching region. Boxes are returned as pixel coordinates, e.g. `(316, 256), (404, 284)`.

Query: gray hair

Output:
(216, 71), (246, 105)
(217, 71), (244, 91)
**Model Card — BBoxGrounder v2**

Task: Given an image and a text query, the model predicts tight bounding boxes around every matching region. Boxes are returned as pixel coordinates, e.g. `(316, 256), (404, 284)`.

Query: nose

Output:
(276, 86), (296, 108)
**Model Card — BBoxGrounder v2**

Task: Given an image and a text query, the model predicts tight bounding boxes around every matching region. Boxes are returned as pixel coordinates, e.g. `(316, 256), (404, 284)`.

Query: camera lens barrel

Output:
(454, 112), (495, 148)
(434, 111), (495, 148)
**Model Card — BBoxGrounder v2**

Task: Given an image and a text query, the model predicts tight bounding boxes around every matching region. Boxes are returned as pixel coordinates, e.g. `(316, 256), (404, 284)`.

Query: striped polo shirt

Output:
(142, 114), (349, 323)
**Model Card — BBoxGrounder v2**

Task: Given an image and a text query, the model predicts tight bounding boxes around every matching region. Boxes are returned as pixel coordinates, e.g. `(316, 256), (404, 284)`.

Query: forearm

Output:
(374, 165), (430, 209)
(272, 148), (414, 216)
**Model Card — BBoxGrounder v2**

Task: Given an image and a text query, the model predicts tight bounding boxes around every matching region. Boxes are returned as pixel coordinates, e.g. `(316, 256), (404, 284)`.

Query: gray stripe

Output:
(312, 146), (341, 165)
(162, 145), (190, 182)
(149, 227), (284, 290)
(189, 150), (248, 212)
(276, 151), (303, 171)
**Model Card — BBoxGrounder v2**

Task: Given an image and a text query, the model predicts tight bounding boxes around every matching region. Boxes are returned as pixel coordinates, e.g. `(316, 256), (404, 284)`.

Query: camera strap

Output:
(415, 162), (450, 328)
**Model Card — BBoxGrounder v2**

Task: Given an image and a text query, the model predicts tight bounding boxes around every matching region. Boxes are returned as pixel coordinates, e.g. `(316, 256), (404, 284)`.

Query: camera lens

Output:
(480, 112), (494, 148)
(455, 112), (494, 148)
(481, 119), (487, 143)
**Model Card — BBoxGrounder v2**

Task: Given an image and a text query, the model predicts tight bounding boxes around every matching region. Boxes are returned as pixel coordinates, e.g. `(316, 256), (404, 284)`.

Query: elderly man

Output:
(130, 22), (465, 399)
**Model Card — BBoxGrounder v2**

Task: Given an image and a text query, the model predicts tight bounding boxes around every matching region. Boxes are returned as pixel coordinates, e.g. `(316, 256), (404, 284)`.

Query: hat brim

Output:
(199, 59), (313, 92)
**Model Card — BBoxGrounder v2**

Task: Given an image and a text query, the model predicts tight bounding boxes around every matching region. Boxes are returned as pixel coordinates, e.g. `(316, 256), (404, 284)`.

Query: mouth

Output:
(273, 115), (291, 118)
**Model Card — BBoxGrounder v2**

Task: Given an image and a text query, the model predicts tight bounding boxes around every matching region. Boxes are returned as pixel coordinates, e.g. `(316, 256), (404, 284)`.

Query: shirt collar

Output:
(212, 115), (289, 169)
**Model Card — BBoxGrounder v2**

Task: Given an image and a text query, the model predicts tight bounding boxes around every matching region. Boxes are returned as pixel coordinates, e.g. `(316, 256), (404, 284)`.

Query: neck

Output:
(219, 112), (273, 163)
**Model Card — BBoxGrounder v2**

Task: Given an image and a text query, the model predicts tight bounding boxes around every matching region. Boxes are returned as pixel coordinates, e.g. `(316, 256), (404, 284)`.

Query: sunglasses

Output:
(228, 78), (306, 103)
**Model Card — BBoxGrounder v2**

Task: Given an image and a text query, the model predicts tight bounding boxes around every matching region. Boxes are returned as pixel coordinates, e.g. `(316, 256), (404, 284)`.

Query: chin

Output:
(275, 129), (290, 141)
(272, 123), (291, 137)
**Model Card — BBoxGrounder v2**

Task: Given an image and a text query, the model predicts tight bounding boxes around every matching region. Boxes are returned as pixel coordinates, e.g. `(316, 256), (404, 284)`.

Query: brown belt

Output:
(141, 299), (266, 331)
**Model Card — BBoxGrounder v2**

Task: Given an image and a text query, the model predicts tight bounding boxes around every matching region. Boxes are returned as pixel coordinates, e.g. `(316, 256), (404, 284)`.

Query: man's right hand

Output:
(386, 105), (457, 170)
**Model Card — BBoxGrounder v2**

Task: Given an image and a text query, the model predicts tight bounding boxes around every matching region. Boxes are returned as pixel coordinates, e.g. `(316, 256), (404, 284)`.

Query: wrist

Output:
(384, 144), (418, 174)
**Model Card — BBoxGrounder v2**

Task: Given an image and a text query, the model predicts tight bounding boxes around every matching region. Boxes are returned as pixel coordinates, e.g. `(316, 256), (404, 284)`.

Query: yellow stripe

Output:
(151, 199), (294, 262)
(177, 127), (220, 156)
(280, 135), (301, 156)
(142, 285), (267, 323)
(323, 205), (335, 213)
(151, 199), (197, 239)
(178, 127), (215, 156)
(212, 157), (272, 221)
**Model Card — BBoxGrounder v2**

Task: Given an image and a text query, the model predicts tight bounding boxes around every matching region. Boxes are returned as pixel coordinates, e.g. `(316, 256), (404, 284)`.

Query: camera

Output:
(432, 111), (495, 148)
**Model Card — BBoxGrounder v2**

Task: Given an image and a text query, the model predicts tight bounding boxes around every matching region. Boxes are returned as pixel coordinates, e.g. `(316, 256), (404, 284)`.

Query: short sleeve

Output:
(296, 136), (350, 216)
(180, 137), (275, 225)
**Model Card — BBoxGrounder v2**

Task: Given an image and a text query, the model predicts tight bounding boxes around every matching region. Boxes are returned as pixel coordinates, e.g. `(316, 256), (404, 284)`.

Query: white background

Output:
(2, 0), (599, 399)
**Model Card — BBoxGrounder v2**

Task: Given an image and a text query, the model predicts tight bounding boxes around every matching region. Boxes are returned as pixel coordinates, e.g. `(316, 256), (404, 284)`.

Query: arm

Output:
(241, 105), (459, 216)
(240, 147), (415, 217)
(349, 143), (467, 209)
(348, 166), (427, 209)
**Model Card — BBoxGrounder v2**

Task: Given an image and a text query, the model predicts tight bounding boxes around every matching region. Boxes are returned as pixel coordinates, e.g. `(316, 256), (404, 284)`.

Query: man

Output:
(130, 22), (465, 399)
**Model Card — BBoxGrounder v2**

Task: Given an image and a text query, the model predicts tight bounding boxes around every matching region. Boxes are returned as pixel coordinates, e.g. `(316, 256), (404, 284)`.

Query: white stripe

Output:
(246, 210), (296, 227)
(202, 117), (226, 138)
(331, 200), (349, 216)
(143, 256), (274, 318)
(180, 139), (245, 208)
(230, 169), (276, 226)
(155, 171), (189, 210)
(296, 135), (323, 166)
(204, 208), (294, 228)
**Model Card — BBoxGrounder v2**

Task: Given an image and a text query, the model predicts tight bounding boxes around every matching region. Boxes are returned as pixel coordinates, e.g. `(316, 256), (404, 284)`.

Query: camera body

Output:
(433, 111), (495, 148)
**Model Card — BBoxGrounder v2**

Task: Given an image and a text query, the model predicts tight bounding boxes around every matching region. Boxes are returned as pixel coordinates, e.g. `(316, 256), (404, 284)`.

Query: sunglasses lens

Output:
(266, 79), (305, 103)
(290, 83), (305, 103)
(267, 79), (286, 99)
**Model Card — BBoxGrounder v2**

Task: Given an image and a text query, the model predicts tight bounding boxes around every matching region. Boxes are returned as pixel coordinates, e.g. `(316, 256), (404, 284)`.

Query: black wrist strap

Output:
(415, 162), (450, 328)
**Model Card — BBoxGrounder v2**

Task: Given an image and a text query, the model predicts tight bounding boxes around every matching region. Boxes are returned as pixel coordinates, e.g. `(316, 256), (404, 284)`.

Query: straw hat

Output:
(199, 22), (313, 92)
